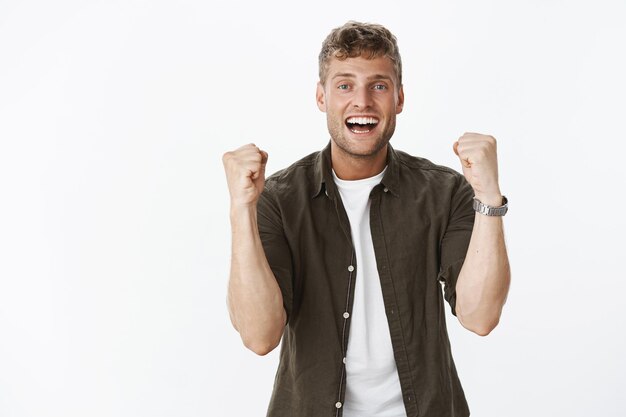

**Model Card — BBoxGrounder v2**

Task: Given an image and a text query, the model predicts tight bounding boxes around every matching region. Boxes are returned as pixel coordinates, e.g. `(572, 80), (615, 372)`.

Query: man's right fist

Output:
(222, 144), (269, 208)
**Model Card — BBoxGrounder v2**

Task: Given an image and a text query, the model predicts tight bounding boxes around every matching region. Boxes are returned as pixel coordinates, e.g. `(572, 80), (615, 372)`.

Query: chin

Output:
(335, 136), (388, 159)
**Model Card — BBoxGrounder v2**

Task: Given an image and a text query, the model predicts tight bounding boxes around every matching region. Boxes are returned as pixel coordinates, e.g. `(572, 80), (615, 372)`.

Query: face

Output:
(316, 55), (404, 160)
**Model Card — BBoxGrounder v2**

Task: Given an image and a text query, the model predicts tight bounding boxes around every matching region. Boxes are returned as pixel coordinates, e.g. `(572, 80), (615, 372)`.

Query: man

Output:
(222, 21), (510, 417)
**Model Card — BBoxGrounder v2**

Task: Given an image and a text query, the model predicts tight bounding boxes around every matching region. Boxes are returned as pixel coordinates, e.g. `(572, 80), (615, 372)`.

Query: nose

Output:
(352, 86), (374, 109)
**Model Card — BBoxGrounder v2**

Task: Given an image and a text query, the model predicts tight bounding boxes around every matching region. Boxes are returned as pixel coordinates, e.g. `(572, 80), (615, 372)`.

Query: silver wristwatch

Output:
(472, 195), (508, 216)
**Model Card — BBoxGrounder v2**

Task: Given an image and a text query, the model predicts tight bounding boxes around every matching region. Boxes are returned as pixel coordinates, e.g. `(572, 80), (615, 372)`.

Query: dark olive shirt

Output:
(257, 142), (475, 417)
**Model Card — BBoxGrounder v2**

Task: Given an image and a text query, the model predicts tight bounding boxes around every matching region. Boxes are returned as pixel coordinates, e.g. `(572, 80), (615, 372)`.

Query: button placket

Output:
(336, 254), (355, 414)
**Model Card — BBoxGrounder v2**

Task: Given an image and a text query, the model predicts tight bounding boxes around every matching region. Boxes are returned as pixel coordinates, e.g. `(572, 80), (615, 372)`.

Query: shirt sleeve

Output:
(437, 175), (475, 316)
(256, 185), (294, 324)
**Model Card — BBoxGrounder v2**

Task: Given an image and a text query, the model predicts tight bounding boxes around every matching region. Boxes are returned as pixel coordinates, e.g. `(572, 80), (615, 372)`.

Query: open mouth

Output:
(345, 116), (379, 134)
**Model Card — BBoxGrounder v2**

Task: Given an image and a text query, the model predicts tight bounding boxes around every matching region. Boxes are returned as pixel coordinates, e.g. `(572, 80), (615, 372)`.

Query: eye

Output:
(373, 84), (387, 90)
(337, 84), (350, 90)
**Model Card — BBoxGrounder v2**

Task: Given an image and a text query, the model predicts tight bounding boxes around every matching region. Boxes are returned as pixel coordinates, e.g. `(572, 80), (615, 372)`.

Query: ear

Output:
(316, 82), (327, 112)
(396, 85), (405, 114)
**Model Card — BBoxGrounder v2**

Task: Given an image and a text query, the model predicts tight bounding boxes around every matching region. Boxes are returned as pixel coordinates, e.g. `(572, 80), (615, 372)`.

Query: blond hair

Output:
(318, 21), (402, 85)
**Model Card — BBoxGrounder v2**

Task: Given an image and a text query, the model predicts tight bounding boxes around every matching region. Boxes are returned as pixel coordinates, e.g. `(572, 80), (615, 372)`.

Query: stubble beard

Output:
(327, 116), (396, 160)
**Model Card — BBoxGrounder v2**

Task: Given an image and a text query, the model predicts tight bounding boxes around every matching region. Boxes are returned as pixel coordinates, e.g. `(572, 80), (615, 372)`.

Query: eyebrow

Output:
(331, 73), (393, 81)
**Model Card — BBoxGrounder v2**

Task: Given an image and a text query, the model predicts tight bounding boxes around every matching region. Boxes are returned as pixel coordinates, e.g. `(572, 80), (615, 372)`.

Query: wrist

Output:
(473, 194), (508, 217)
(473, 192), (503, 207)
(230, 202), (258, 220)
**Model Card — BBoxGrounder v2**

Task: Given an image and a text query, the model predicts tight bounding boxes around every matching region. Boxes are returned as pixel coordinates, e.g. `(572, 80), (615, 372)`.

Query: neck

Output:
(331, 142), (388, 180)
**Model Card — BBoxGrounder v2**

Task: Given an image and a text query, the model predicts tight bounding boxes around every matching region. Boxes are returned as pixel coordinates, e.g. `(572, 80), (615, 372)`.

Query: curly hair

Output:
(318, 21), (402, 85)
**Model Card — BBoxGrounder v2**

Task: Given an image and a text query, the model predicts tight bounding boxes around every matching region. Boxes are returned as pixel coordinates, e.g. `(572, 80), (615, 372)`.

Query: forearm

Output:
(228, 206), (286, 355)
(455, 209), (511, 336)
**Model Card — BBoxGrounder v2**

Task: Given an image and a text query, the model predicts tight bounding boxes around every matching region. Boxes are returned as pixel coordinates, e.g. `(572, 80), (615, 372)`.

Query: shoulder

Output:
(263, 150), (321, 197)
(393, 148), (465, 185)
(391, 148), (473, 218)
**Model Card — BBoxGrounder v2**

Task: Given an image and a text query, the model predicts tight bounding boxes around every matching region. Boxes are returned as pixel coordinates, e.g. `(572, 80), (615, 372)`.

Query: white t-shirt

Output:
(333, 168), (407, 417)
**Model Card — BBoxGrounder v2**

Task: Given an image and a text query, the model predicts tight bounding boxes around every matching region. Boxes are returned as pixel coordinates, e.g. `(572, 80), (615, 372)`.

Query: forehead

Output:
(326, 56), (398, 82)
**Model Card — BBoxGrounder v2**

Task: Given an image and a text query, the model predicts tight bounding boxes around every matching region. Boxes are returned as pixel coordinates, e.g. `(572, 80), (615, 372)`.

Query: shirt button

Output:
(335, 402), (342, 409)
(343, 357), (346, 364)
(383, 187), (389, 193)
(343, 312), (350, 319)
(348, 265), (354, 272)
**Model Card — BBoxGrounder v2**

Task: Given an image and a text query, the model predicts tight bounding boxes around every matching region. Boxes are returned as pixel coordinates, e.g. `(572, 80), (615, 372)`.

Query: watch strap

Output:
(473, 195), (508, 216)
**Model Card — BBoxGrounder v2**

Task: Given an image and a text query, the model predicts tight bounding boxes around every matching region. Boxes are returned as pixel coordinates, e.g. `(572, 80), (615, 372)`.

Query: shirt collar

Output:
(311, 141), (401, 199)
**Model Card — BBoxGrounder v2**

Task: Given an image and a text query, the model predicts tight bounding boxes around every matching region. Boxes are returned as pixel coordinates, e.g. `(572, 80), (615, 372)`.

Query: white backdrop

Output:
(1, 0), (625, 416)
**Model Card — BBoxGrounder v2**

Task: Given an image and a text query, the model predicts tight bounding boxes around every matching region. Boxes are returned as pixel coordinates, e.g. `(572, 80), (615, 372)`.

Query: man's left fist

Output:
(453, 132), (502, 206)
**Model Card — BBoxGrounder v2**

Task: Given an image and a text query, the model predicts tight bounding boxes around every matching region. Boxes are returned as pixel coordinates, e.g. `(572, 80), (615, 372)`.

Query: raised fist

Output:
(222, 144), (269, 208)
(453, 132), (502, 206)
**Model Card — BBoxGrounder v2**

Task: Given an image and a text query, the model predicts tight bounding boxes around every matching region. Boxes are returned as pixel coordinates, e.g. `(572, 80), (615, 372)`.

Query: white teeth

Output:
(349, 128), (371, 134)
(346, 116), (379, 125)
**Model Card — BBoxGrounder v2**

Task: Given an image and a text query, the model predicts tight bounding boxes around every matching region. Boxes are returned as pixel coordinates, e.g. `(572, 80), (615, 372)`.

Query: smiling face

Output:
(316, 55), (404, 164)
